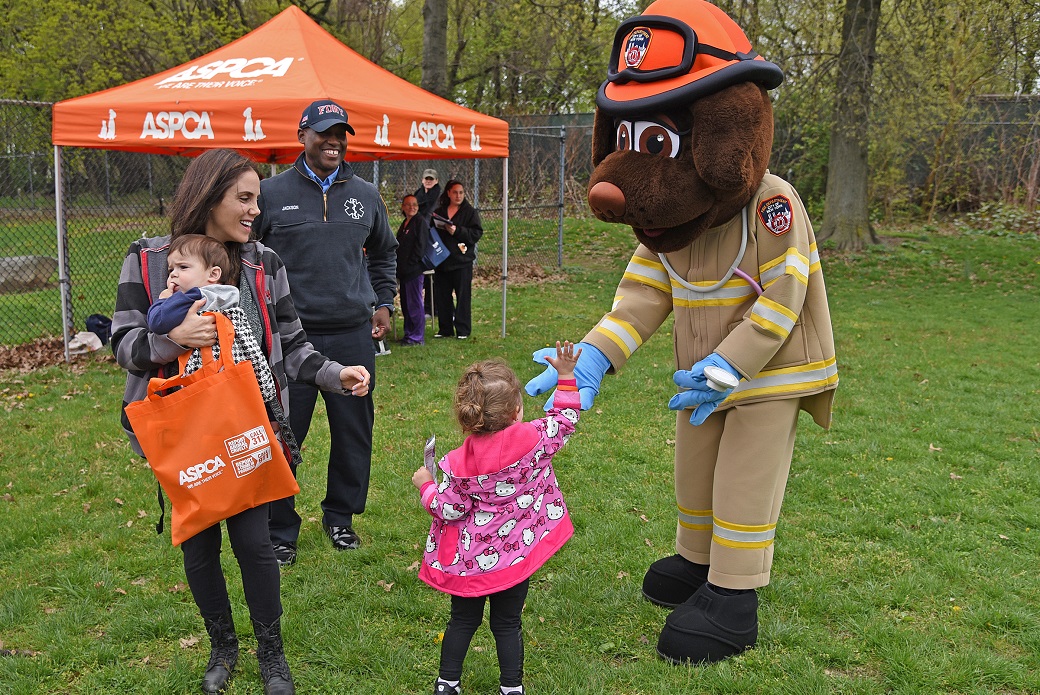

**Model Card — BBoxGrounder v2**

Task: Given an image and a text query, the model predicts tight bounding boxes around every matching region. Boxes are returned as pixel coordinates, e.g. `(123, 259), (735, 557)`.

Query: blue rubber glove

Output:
(668, 353), (741, 426)
(525, 341), (610, 411)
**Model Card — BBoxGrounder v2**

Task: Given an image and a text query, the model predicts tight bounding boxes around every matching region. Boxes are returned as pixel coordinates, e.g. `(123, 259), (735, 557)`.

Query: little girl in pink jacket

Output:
(412, 342), (581, 695)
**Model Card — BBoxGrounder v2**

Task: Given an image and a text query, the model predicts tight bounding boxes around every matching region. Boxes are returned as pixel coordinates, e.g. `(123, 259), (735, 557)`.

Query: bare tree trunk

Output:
(422, 0), (448, 98)
(1025, 129), (1040, 212)
(820, 0), (882, 251)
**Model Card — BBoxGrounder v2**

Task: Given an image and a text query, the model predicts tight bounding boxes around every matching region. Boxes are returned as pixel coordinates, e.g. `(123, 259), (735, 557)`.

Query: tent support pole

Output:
(558, 125), (566, 267)
(500, 157), (508, 338)
(54, 145), (72, 363)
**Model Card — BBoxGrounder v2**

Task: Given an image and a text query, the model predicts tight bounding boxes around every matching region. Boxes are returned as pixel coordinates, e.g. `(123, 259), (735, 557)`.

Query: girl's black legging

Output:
(180, 503), (281, 625)
(439, 579), (530, 688)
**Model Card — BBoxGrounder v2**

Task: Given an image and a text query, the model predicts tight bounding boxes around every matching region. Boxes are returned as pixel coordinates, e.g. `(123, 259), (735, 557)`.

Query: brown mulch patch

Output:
(0, 337), (92, 372)
(473, 263), (561, 288)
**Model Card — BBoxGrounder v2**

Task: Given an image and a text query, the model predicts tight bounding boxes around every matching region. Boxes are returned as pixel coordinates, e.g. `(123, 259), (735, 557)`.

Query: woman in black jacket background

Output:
(396, 194), (430, 345)
(431, 179), (483, 339)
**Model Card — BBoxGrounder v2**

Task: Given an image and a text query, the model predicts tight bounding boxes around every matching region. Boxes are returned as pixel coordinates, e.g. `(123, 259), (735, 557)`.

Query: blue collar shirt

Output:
(301, 160), (339, 193)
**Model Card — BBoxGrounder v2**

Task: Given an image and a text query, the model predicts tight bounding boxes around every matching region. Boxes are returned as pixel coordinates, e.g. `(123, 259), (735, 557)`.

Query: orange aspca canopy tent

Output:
(51, 5), (508, 162)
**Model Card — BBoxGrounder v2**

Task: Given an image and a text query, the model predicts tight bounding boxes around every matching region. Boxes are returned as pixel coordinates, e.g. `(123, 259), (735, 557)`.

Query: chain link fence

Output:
(5, 95), (1039, 349)
(0, 100), (594, 348)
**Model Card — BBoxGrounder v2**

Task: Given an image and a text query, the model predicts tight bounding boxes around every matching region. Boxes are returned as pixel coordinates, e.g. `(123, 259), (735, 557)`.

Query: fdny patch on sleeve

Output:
(758, 195), (793, 236)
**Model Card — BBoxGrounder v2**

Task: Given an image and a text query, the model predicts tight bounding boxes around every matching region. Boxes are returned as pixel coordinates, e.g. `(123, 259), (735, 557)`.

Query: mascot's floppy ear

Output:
(691, 82), (774, 197)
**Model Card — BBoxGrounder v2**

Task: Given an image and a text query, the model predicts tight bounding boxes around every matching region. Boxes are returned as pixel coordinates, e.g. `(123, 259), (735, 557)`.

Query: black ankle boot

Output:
(252, 618), (295, 695)
(201, 609), (238, 694)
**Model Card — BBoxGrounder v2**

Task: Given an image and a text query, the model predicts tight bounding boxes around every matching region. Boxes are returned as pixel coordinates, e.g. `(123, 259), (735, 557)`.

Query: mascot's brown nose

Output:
(588, 181), (627, 220)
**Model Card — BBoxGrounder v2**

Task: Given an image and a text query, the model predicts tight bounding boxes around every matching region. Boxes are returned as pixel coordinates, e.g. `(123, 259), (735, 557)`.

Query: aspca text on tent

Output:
(155, 57), (295, 89)
(140, 111), (215, 140)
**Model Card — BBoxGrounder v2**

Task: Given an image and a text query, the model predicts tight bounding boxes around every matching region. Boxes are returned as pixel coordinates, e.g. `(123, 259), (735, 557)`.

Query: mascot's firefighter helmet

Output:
(598, 0), (784, 116)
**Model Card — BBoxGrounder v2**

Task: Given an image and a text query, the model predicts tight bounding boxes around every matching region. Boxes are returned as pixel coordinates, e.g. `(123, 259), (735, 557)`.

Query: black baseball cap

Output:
(298, 99), (356, 135)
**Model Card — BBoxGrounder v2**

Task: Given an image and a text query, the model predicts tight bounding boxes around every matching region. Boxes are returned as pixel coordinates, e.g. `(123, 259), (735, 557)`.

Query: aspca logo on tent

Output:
(374, 114), (390, 147)
(140, 111), (215, 140)
(98, 109), (117, 140)
(179, 455), (226, 486)
(242, 107), (265, 141)
(409, 121), (456, 150)
(156, 57), (295, 86)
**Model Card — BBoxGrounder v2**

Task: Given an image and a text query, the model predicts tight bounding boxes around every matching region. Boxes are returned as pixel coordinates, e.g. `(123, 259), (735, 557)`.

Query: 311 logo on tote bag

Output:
(225, 426), (275, 478)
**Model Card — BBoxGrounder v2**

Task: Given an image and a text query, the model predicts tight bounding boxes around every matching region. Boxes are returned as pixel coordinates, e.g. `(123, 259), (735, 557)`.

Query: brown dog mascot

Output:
(526, 0), (838, 665)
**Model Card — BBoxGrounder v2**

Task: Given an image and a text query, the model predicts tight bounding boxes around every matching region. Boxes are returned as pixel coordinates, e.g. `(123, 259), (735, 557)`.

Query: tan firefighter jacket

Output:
(582, 174), (838, 428)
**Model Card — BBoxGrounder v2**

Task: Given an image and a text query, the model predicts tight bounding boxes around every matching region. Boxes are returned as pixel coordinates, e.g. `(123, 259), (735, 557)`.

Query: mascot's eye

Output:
(633, 121), (681, 158)
(615, 121), (632, 152)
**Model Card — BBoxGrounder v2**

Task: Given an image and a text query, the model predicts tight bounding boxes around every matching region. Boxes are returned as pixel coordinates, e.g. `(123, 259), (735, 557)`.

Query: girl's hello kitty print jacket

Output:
(418, 382), (580, 597)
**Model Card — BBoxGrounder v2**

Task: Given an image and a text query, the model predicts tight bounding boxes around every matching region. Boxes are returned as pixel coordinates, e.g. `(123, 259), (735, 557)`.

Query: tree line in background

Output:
(3, 0), (1040, 249)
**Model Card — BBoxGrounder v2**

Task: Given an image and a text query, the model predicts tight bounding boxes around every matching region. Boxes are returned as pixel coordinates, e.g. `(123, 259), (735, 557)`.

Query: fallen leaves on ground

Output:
(0, 338), (66, 372)
(0, 337), (115, 373)
(473, 263), (560, 288)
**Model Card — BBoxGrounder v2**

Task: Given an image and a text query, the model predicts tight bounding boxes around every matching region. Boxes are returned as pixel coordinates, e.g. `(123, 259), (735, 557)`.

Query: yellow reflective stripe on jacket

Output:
(727, 356), (838, 403)
(760, 247), (810, 288)
(677, 505), (712, 531)
(672, 278), (756, 308)
(750, 296), (798, 339)
(594, 316), (642, 358)
(712, 517), (776, 549)
(808, 242), (821, 274)
(622, 255), (670, 293)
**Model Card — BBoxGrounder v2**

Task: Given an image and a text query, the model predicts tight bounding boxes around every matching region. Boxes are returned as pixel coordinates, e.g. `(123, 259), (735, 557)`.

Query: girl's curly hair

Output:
(454, 359), (523, 435)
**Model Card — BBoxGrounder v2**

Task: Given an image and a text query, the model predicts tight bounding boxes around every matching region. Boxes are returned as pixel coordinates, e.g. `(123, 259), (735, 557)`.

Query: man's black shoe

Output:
(322, 523), (361, 551)
(273, 543), (297, 567)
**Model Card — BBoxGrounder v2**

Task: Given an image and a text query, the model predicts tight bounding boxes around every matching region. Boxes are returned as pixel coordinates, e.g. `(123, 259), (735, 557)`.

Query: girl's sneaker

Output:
(501, 687), (524, 695)
(434, 679), (460, 695)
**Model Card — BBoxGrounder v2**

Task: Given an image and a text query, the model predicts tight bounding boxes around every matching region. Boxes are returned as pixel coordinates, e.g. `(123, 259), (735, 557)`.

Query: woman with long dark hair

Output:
(431, 179), (483, 339)
(112, 149), (369, 695)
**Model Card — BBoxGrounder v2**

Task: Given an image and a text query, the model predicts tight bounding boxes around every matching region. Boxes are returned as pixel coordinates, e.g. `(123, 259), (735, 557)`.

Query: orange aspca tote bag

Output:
(124, 313), (299, 545)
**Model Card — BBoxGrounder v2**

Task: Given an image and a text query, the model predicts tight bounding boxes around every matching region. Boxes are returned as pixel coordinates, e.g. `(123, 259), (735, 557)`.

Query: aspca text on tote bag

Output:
(124, 313), (299, 545)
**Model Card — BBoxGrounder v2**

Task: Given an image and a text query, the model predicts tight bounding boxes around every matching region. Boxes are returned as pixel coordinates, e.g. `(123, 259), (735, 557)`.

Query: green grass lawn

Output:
(1, 221), (1038, 694)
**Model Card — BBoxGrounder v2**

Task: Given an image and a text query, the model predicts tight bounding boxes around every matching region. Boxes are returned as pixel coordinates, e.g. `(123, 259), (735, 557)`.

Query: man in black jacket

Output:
(413, 168), (441, 223)
(253, 99), (398, 566)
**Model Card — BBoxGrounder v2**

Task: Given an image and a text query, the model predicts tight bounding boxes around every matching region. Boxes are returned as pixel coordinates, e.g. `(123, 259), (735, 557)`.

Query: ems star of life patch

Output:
(758, 195), (793, 236)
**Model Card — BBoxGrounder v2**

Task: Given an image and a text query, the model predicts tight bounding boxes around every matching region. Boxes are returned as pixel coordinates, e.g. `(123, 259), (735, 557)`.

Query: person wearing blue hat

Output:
(254, 99), (398, 567)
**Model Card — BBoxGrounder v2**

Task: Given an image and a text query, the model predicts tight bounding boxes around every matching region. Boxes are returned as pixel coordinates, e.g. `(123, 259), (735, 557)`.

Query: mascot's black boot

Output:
(642, 554), (710, 608)
(656, 583), (758, 665)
